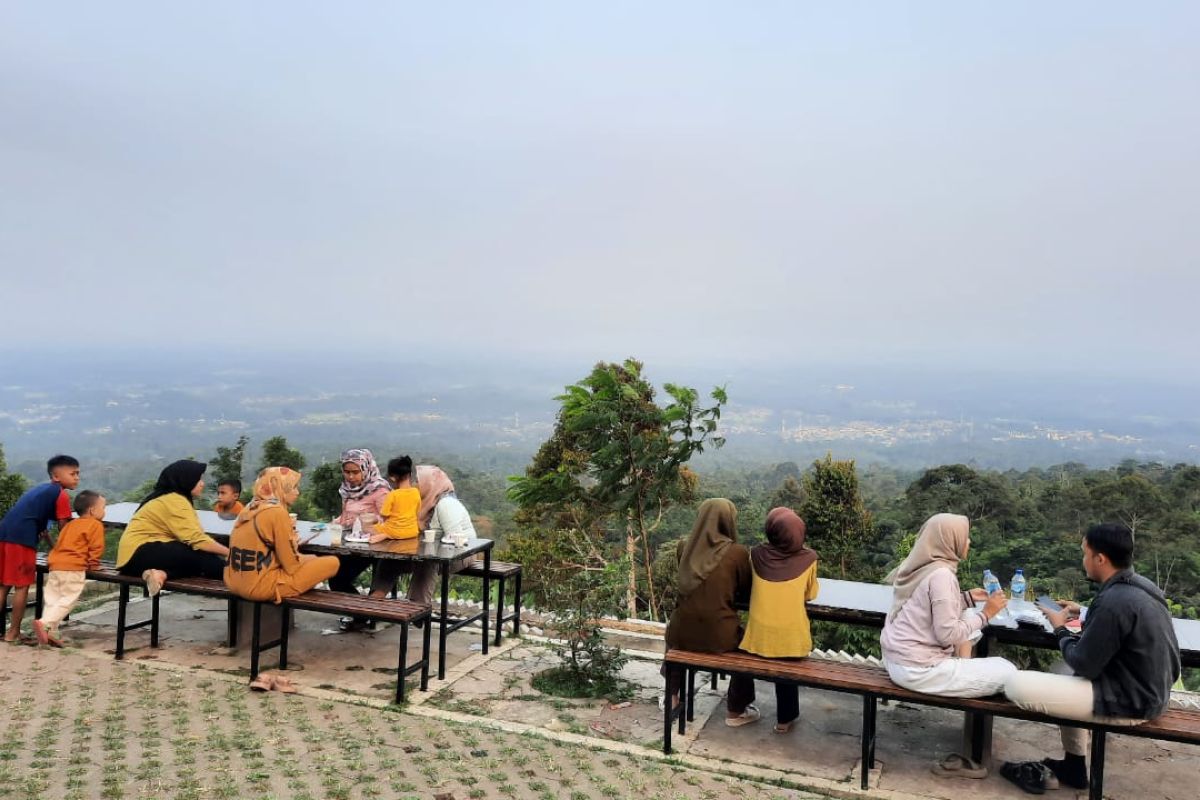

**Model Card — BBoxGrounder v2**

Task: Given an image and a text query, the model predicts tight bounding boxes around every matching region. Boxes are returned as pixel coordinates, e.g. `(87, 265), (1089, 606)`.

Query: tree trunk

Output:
(635, 501), (660, 622)
(626, 528), (638, 618)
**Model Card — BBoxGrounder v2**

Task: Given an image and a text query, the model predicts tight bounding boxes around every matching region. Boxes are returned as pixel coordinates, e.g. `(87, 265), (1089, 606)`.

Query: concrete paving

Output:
(25, 591), (1200, 800)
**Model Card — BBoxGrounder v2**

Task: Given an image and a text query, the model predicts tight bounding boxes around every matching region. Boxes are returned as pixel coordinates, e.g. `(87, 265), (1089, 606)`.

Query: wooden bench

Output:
(459, 560), (522, 646)
(663, 648), (1200, 800)
(248, 590), (431, 704)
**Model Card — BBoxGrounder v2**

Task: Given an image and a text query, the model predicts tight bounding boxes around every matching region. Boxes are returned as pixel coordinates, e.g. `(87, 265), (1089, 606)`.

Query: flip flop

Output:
(932, 753), (988, 779)
(1000, 761), (1047, 795)
(273, 675), (298, 694)
(31, 620), (63, 648)
(248, 674), (275, 692)
(725, 704), (761, 727)
(142, 569), (166, 597)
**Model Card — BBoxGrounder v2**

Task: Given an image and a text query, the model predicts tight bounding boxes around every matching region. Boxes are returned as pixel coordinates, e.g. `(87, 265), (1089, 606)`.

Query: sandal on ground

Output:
(31, 620), (63, 648)
(725, 704), (761, 727)
(1000, 761), (1050, 795)
(337, 617), (375, 633)
(142, 569), (166, 597)
(273, 675), (298, 694)
(249, 674), (276, 692)
(774, 718), (798, 734)
(931, 753), (988, 779)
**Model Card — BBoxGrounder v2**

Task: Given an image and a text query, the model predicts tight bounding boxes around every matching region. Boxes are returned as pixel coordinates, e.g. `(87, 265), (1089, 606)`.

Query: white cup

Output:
(328, 523), (343, 546)
(423, 529), (437, 543)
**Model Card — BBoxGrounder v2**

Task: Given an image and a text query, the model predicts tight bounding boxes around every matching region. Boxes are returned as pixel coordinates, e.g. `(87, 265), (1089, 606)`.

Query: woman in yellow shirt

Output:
(116, 460), (230, 595)
(739, 507), (819, 733)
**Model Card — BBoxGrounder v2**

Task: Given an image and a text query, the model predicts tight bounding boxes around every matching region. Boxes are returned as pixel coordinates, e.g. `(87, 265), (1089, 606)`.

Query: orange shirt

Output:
(214, 500), (245, 516)
(48, 517), (106, 572)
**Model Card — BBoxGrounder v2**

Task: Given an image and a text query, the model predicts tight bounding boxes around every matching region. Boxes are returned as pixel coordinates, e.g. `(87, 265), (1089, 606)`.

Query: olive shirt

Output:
(115, 494), (217, 568)
(665, 543), (752, 652)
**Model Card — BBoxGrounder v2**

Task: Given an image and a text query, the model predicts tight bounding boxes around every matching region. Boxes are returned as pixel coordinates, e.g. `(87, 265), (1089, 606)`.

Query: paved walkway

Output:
(0, 646), (832, 800)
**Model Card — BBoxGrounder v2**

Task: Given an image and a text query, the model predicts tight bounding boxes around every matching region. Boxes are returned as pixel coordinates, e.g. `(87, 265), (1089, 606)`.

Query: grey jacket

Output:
(1058, 570), (1181, 719)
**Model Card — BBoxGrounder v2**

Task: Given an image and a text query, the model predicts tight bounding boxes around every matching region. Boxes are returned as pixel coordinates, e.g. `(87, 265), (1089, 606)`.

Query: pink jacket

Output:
(337, 486), (388, 529)
(880, 567), (985, 668)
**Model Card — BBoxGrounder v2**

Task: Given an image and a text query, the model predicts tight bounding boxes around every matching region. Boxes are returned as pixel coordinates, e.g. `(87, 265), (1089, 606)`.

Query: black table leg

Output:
(1089, 728), (1106, 800)
(438, 561), (451, 680)
(481, 547), (491, 655)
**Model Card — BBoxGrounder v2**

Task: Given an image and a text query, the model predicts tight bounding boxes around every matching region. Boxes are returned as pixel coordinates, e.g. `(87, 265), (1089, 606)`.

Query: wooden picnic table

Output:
(103, 502), (494, 680)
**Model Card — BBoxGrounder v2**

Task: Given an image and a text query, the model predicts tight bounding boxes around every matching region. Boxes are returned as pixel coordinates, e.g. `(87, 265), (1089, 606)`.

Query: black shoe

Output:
(1042, 756), (1088, 789)
(1000, 761), (1048, 795)
(338, 617), (375, 633)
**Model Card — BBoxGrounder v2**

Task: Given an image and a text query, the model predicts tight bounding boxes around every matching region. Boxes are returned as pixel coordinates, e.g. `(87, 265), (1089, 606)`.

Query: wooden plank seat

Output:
(663, 648), (1200, 800)
(458, 560), (523, 646)
(249, 591), (432, 704)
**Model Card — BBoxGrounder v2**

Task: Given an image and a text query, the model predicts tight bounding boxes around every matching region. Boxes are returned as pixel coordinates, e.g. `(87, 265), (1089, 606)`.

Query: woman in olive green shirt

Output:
(116, 460), (229, 595)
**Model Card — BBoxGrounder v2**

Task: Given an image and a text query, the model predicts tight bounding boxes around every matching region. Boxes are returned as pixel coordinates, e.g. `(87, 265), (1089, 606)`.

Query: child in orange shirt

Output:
(214, 479), (245, 519)
(33, 491), (107, 647)
(373, 457), (421, 542)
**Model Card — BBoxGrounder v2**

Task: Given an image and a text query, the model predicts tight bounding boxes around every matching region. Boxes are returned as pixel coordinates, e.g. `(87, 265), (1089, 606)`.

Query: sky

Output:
(2, 3), (1198, 376)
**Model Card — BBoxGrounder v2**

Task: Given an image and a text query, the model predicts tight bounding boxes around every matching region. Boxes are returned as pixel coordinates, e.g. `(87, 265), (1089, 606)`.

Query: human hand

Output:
(1044, 606), (1072, 629)
(982, 590), (1007, 620)
(368, 532), (388, 544)
(968, 588), (989, 602)
(1059, 600), (1081, 619)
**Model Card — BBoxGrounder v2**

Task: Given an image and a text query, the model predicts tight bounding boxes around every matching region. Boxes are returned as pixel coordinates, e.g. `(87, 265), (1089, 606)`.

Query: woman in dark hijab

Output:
(116, 460), (229, 594)
(664, 498), (759, 726)
(739, 507), (820, 732)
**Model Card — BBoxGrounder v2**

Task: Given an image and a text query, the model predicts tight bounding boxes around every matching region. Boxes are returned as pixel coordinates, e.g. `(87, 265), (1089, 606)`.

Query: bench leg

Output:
(279, 606), (291, 670)
(150, 593), (160, 648)
(512, 571), (522, 638)
(250, 602), (262, 679)
(420, 612), (432, 692)
(493, 575), (506, 648)
(226, 597), (239, 648)
(396, 622), (409, 704)
(710, 671), (717, 690)
(679, 668), (690, 735)
(663, 670), (674, 754)
(1089, 729), (1106, 800)
(115, 584), (129, 660)
(861, 694), (878, 789)
(437, 564), (450, 680)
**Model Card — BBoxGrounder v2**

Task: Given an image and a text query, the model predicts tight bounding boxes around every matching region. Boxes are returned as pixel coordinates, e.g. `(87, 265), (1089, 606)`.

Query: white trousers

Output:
(1004, 663), (1145, 756)
(39, 570), (87, 632)
(885, 655), (1018, 698)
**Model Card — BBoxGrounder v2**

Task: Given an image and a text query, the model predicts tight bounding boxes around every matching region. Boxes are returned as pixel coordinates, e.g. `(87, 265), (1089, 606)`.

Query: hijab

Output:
(139, 459), (206, 509)
(750, 507), (818, 582)
(884, 513), (970, 619)
(338, 448), (390, 501)
(414, 464), (456, 528)
(237, 466), (301, 524)
(677, 498), (739, 598)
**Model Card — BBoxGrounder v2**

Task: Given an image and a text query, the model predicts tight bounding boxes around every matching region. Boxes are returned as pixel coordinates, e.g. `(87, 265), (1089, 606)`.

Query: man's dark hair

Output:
(47, 454), (79, 476)
(73, 489), (101, 517)
(218, 479), (243, 495)
(386, 456), (413, 481)
(1085, 523), (1134, 569)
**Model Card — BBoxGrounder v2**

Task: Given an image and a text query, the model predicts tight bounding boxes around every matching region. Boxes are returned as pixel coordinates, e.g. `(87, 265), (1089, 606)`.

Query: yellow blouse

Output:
(739, 560), (819, 658)
(116, 493), (217, 567)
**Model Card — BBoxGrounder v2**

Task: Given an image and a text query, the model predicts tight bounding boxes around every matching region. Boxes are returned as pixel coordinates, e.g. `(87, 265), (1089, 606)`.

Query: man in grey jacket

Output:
(1002, 523), (1181, 791)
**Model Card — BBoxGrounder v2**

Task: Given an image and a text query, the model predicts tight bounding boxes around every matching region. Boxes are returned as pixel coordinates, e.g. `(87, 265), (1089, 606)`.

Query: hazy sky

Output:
(2, 3), (1197, 374)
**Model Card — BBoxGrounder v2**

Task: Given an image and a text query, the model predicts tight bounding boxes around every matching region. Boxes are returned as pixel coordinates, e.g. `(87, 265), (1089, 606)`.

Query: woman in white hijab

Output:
(880, 513), (1015, 698)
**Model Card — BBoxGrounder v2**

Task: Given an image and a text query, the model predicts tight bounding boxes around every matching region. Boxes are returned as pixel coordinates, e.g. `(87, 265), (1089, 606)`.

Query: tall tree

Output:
(308, 462), (343, 518)
(799, 454), (876, 580)
(258, 436), (307, 473)
(508, 358), (726, 620)
(209, 435), (250, 485)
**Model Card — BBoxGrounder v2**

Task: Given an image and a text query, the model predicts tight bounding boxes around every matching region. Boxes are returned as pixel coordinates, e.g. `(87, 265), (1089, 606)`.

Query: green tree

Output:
(258, 436), (307, 473)
(508, 358), (726, 620)
(799, 454), (876, 580)
(768, 475), (805, 514)
(209, 435), (249, 485)
(307, 462), (344, 519)
(0, 443), (28, 518)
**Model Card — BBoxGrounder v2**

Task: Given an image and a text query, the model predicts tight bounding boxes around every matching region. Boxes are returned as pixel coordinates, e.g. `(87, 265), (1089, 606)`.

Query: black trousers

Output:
(775, 682), (799, 725)
(329, 555), (372, 595)
(664, 664), (756, 715)
(119, 541), (225, 580)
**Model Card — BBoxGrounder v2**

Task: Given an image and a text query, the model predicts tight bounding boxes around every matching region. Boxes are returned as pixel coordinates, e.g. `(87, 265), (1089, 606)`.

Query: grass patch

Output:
(530, 666), (634, 701)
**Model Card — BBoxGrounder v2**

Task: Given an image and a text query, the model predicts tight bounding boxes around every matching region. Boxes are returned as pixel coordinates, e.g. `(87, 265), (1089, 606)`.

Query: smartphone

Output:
(1035, 595), (1061, 613)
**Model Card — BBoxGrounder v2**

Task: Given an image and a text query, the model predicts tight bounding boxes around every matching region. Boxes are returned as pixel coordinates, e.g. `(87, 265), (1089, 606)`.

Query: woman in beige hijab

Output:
(880, 513), (1014, 699)
(664, 499), (759, 726)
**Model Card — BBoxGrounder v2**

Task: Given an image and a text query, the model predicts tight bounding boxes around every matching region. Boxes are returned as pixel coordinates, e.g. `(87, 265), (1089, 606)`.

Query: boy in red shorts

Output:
(0, 454), (80, 641)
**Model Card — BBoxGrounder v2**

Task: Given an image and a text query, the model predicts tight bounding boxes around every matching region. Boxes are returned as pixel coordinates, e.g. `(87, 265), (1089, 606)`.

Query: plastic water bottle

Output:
(1010, 569), (1026, 602)
(983, 569), (1001, 596)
